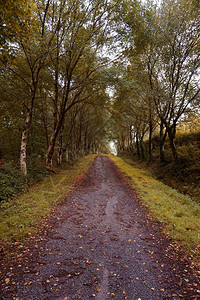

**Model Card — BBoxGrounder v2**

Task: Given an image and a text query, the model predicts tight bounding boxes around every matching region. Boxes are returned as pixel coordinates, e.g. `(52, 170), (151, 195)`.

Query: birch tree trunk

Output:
(20, 109), (32, 175)
(65, 148), (69, 163)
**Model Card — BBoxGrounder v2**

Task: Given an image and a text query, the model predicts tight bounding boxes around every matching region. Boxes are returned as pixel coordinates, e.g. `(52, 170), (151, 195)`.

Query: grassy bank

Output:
(109, 155), (200, 254)
(122, 132), (200, 203)
(0, 154), (96, 244)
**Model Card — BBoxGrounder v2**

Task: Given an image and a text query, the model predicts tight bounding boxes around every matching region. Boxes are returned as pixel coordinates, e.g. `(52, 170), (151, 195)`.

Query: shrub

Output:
(27, 157), (47, 182)
(0, 158), (47, 202)
(0, 164), (28, 202)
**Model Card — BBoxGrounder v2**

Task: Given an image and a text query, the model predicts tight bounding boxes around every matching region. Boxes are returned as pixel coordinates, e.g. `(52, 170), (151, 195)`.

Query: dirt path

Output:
(0, 156), (199, 299)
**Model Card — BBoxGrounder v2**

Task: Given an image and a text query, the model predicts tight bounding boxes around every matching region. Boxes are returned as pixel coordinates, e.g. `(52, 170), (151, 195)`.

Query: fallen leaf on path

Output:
(123, 290), (126, 295)
(97, 287), (101, 292)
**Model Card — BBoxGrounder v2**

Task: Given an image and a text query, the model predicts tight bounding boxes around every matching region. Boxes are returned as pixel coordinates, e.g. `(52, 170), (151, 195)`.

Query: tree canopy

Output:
(0, 0), (199, 175)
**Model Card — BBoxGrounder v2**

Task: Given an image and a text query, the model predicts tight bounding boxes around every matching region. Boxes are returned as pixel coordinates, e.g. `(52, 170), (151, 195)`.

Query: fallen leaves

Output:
(24, 281), (32, 286)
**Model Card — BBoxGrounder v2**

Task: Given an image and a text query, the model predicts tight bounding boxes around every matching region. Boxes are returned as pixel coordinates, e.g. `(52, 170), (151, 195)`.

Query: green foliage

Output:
(27, 157), (47, 182)
(0, 164), (28, 202)
(0, 158), (47, 202)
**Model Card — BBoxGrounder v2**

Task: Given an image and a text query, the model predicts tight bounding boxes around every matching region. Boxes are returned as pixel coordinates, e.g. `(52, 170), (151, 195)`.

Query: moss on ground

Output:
(0, 154), (96, 243)
(109, 155), (200, 253)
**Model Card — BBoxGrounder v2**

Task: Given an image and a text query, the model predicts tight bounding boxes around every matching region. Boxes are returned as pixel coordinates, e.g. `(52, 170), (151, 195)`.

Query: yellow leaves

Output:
(24, 281), (32, 286)
(160, 288), (165, 292)
(56, 262), (61, 265)
(107, 292), (115, 296)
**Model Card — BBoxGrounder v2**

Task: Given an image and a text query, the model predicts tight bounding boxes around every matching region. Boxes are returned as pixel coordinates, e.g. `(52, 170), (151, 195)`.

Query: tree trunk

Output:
(136, 132), (140, 158)
(46, 123), (62, 168)
(65, 148), (69, 162)
(159, 121), (166, 162)
(148, 121), (153, 161)
(168, 125), (178, 162)
(140, 135), (145, 159)
(20, 110), (32, 175)
(57, 126), (63, 165)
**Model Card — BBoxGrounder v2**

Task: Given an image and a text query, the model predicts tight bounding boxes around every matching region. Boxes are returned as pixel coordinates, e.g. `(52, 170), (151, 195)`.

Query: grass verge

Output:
(0, 154), (96, 244)
(109, 155), (200, 254)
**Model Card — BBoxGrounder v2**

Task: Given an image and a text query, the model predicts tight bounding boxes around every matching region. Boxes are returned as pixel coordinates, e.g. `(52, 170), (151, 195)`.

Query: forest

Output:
(0, 0), (200, 202)
(0, 2), (200, 298)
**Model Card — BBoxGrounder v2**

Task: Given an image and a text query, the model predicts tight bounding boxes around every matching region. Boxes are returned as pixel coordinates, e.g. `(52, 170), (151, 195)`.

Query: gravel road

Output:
(0, 156), (199, 299)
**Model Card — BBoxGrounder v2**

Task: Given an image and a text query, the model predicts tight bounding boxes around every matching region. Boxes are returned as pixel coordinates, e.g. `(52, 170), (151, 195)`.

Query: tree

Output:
(0, 0), (66, 174)
(45, 0), (116, 168)
(152, 0), (200, 162)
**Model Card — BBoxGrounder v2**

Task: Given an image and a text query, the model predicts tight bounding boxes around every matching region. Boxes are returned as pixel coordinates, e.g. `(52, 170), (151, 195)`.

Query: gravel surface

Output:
(0, 155), (199, 299)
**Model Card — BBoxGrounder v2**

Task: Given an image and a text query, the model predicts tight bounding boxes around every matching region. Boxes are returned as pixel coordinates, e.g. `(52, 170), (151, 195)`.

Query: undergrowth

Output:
(0, 158), (48, 202)
(0, 154), (96, 244)
(109, 155), (200, 255)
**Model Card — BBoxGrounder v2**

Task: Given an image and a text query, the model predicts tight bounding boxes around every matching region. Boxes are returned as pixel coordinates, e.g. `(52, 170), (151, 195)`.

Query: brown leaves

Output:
(5, 278), (10, 284)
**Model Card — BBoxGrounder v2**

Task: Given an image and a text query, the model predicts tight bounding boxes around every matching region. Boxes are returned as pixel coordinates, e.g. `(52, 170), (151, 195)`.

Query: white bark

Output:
(20, 111), (32, 175)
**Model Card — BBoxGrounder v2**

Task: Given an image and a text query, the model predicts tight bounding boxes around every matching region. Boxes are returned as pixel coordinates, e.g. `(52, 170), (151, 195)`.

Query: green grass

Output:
(109, 155), (200, 254)
(0, 154), (96, 244)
